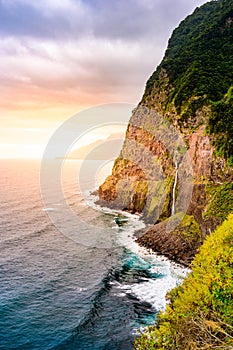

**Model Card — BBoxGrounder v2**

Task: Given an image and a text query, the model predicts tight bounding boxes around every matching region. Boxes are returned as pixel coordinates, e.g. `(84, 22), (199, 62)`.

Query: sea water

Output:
(0, 159), (188, 350)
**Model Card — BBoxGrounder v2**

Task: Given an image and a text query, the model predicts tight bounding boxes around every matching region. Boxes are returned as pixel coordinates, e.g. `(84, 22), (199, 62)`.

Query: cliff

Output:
(98, 0), (233, 265)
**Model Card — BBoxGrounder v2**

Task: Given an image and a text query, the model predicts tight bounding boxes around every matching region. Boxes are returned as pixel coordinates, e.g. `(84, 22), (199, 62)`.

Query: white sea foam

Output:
(114, 255), (189, 311)
(130, 251), (189, 310)
(84, 189), (189, 312)
(84, 190), (143, 220)
(130, 258), (188, 310)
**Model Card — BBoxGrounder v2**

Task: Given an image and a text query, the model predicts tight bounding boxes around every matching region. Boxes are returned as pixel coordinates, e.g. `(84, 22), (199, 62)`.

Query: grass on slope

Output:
(134, 214), (233, 349)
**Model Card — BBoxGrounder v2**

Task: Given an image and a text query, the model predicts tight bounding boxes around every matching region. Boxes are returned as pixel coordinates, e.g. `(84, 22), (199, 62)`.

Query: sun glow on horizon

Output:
(0, 143), (46, 159)
(0, 123), (126, 159)
(0, 126), (53, 159)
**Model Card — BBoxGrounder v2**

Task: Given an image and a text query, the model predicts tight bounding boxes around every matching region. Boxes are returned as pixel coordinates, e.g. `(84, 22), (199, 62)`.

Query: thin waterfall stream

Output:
(171, 161), (178, 216)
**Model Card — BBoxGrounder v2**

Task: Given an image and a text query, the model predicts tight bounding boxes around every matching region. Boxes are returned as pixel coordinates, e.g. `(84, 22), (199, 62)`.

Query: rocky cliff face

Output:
(98, 0), (233, 265)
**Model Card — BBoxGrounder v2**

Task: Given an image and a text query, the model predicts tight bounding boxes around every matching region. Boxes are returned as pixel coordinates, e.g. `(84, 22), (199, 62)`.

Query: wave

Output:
(79, 190), (189, 310)
(0, 223), (54, 250)
(67, 252), (159, 331)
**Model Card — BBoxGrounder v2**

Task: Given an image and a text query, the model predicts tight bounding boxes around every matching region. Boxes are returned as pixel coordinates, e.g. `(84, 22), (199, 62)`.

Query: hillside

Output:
(135, 214), (233, 349)
(97, 0), (233, 347)
(143, 0), (233, 163)
(98, 0), (233, 266)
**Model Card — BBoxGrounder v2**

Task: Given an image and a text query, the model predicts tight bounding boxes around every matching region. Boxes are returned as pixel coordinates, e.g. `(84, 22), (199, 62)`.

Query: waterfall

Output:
(171, 161), (178, 216)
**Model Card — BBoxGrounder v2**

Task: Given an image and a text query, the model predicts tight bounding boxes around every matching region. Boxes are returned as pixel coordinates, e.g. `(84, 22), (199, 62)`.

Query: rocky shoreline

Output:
(135, 221), (199, 268)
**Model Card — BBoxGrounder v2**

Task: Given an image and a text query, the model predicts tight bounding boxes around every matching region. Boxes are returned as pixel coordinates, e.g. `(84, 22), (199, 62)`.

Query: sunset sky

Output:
(0, 0), (207, 158)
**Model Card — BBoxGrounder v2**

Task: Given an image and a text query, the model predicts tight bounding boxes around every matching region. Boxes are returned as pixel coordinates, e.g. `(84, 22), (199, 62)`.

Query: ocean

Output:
(0, 159), (187, 350)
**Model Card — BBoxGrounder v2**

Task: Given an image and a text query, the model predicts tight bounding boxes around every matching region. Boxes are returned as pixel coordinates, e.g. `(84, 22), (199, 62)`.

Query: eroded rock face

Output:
(98, 102), (230, 218)
(97, 62), (232, 265)
(188, 126), (232, 182)
(188, 126), (213, 180)
(98, 107), (176, 222)
(97, 95), (232, 265)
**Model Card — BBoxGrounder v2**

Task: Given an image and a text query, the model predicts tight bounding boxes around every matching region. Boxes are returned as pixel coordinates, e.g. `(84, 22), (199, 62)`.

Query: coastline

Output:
(94, 193), (195, 268)
(85, 190), (189, 308)
(135, 222), (198, 268)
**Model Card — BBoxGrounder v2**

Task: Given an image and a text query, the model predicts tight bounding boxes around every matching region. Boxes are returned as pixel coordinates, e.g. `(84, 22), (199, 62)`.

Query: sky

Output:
(0, 0), (208, 158)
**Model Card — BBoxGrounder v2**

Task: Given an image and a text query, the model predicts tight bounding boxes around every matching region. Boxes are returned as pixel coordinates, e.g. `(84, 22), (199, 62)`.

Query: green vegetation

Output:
(156, 177), (173, 222)
(133, 180), (148, 212)
(172, 213), (202, 247)
(134, 2), (233, 346)
(143, 0), (233, 161)
(207, 86), (233, 163)
(204, 182), (233, 221)
(134, 214), (233, 349)
(134, 3), (233, 346)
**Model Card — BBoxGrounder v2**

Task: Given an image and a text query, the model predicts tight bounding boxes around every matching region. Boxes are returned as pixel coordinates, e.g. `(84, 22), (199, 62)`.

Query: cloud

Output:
(0, 0), (91, 39)
(0, 35), (164, 106)
(0, 0), (208, 127)
(0, 0), (207, 41)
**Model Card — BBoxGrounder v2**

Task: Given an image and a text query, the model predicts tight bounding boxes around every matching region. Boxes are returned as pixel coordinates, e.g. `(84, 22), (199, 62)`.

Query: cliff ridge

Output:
(98, 0), (233, 266)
